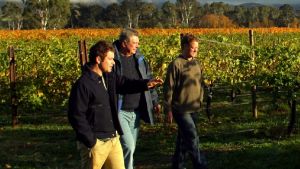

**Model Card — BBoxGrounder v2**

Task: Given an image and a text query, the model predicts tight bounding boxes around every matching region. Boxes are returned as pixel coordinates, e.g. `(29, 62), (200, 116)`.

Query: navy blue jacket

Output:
(68, 64), (149, 148)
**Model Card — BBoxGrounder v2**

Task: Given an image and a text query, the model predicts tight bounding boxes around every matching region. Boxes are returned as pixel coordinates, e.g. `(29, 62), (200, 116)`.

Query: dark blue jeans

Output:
(172, 113), (207, 169)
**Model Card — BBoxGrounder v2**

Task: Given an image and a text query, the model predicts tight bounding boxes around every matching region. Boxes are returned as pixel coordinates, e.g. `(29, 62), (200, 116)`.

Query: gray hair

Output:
(119, 28), (139, 43)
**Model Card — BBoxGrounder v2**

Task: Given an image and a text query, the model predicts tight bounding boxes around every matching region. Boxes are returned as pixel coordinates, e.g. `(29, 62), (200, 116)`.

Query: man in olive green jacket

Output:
(163, 34), (207, 169)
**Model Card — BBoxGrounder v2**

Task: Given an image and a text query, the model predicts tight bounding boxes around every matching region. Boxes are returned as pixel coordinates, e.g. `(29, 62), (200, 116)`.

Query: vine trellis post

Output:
(78, 40), (88, 70)
(9, 46), (18, 127)
(288, 90), (297, 135)
(249, 30), (257, 119)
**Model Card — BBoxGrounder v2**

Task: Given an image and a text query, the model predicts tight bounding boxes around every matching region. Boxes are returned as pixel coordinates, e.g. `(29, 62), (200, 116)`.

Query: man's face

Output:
(184, 40), (198, 58)
(124, 35), (139, 55)
(100, 51), (115, 73)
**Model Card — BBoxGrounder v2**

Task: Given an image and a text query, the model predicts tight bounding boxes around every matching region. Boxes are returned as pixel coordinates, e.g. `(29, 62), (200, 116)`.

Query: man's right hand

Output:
(166, 111), (173, 124)
(147, 77), (163, 89)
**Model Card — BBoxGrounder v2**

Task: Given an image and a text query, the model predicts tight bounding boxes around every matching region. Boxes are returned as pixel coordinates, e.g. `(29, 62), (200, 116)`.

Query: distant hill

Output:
(238, 2), (300, 10)
(273, 3), (300, 10)
(0, 0), (299, 11)
(239, 3), (265, 8)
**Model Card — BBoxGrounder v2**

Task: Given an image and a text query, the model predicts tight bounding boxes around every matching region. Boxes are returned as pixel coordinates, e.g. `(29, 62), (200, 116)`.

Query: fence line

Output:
(198, 37), (249, 48)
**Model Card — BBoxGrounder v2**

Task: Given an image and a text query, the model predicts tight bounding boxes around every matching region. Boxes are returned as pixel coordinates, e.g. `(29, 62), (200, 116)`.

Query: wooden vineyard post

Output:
(287, 99), (297, 135)
(249, 30), (257, 118)
(9, 46), (18, 127)
(78, 40), (88, 70)
(230, 88), (236, 102)
(287, 89), (297, 136)
(251, 85), (257, 118)
(206, 85), (213, 121)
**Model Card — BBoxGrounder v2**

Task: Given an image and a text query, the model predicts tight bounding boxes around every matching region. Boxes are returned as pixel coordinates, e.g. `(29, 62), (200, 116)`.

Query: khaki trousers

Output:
(77, 136), (125, 169)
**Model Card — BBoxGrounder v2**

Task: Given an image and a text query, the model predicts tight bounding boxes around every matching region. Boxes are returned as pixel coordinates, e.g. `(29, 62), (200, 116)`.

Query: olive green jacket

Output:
(163, 56), (204, 114)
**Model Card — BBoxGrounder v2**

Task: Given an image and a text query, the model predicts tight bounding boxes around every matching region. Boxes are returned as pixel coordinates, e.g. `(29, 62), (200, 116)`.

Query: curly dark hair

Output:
(89, 40), (114, 64)
(180, 33), (198, 50)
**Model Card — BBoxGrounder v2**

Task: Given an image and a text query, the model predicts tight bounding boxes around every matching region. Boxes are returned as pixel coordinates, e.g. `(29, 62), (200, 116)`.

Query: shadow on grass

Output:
(0, 113), (299, 169)
(0, 124), (80, 169)
(205, 141), (300, 169)
(0, 112), (70, 128)
(135, 124), (175, 169)
(134, 123), (300, 169)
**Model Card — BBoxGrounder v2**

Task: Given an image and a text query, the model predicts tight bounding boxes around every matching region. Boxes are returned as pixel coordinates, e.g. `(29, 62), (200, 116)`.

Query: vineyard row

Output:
(0, 31), (299, 130)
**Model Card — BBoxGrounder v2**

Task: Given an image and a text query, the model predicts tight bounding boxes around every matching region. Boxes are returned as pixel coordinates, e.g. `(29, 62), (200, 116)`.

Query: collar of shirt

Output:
(85, 64), (105, 82)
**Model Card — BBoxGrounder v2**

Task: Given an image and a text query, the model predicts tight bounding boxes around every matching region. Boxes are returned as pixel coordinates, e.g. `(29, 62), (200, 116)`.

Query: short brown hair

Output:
(180, 33), (198, 50)
(89, 40), (114, 63)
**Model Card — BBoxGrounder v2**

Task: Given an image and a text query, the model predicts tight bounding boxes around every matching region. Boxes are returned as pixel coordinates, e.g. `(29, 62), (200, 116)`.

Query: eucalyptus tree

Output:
(258, 6), (274, 27)
(268, 7), (280, 25)
(103, 3), (126, 27)
(68, 4), (81, 28)
(121, 0), (143, 28)
(47, 0), (71, 29)
(209, 2), (231, 16)
(278, 4), (296, 27)
(22, 0), (41, 29)
(138, 2), (158, 28)
(176, 0), (199, 27)
(22, 0), (70, 30)
(227, 6), (247, 27)
(245, 6), (260, 27)
(202, 3), (210, 15)
(161, 1), (178, 28)
(73, 4), (104, 28)
(1, 2), (23, 30)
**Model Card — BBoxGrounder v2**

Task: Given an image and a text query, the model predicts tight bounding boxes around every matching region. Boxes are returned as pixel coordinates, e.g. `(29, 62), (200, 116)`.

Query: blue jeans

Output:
(172, 113), (207, 169)
(118, 110), (140, 169)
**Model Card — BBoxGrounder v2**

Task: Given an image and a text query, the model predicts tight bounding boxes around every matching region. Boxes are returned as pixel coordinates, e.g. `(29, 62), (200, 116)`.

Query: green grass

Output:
(0, 101), (299, 169)
(0, 115), (78, 169)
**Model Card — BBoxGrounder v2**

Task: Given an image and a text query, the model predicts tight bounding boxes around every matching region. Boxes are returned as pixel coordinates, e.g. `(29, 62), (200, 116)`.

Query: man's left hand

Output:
(153, 104), (161, 114)
(147, 77), (163, 88)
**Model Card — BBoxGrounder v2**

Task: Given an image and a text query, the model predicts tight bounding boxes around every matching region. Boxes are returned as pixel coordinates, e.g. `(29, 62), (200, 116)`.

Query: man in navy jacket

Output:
(68, 40), (162, 169)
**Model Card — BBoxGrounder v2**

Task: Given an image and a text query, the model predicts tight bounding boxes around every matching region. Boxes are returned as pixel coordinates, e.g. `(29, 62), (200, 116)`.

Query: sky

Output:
(1, 0), (299, 6)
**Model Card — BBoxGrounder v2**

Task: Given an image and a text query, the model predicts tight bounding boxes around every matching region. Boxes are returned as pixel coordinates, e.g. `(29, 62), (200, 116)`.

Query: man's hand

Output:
(166, 111), (173, 124)
(153, 104), (161, 114)
(204, 79), (213, 87)
(147, 77), (163, 88)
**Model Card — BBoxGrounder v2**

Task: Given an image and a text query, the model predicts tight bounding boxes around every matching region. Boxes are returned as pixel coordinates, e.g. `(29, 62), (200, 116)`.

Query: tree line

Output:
(0, 0), (299, 30)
